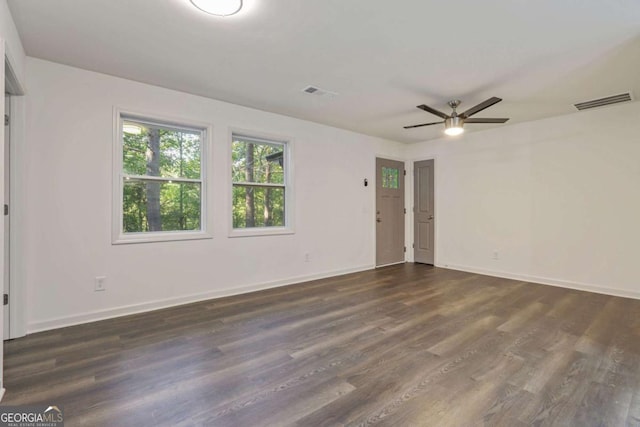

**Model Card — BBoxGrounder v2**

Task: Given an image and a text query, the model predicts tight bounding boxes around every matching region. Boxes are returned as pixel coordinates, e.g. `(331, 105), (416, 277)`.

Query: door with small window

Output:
(376, 158), (405, 266)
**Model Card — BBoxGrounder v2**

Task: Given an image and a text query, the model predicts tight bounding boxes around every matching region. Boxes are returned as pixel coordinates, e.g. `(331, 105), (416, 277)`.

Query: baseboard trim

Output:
(0, 387), (5, 402)
(28, 264), (375, 334)
(376, 261), (406, 268)
(439, 263), (640, 300)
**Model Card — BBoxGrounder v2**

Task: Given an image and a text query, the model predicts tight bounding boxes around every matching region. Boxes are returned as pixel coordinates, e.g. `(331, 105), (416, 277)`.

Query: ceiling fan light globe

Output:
(190, 0), (243, 16)
(444, 126), (464, 136)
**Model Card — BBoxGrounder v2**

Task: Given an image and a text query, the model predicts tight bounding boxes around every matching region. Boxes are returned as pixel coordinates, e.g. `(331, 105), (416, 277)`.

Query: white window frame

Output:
(112, 108), (213, 244)
(229, 129), (295, 238)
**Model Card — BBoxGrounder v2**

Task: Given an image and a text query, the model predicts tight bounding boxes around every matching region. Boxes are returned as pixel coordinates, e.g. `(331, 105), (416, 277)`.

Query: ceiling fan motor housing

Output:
(445, 116), (463, 128)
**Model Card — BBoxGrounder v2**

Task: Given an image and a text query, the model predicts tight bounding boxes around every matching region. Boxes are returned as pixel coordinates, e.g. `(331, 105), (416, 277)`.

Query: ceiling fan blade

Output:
(417, 104), (449, 119)
(460, 97), (502, 118)
(464, 118), (510, 123)
(403, 121), (444, 129)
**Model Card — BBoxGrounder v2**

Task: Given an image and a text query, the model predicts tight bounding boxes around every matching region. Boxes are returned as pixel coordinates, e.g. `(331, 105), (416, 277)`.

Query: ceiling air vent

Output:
(574, 92), (633, 111)
(301, 85), (338, 97)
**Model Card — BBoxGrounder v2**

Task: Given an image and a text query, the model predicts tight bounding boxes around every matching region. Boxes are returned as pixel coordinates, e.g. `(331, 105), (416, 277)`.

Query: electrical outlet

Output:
(492, 250), (499, 260)
(95, 276), (107, 292)
(304, 253), (311, 262)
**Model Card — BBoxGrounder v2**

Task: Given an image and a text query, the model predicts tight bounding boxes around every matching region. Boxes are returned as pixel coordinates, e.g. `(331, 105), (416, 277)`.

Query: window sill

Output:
(229, 227), (294, 238)
(112, 230), (212, 245)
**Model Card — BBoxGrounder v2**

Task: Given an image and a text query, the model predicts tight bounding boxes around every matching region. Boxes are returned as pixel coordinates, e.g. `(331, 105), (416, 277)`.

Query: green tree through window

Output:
(120, 117), (204, 235)
(232, 135), (287, 228)
(382, 167), (399, 189)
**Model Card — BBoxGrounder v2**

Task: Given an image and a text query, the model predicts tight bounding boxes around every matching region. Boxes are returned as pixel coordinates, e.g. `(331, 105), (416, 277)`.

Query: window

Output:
(113, 112), (211, 243)
(231, 133), (292, 236)
(382, 166), (399, 189)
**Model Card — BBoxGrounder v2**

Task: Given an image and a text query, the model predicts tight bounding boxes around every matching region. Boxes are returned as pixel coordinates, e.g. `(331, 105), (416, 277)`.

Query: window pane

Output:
(232, 139), (284, 184)
(382, 167), (399, 189)
(232, 185), (285, 228)
(123, 179), (201, 233)
(123, 121), (201, 179)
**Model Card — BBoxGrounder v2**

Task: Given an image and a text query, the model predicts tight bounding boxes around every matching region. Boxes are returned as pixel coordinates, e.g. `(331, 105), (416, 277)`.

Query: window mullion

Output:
(123, 174), (202, 184)
(231, 182), (284, 188)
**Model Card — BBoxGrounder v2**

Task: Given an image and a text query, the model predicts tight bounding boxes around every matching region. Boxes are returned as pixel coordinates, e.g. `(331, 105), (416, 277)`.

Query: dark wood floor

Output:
(3, 264), (640, 426)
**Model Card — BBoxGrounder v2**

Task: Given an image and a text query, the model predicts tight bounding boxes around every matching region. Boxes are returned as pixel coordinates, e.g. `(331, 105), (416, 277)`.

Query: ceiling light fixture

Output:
(190, 0), (243, 16)
(405, 98), (508, 136)
(444, 116), (464, 136)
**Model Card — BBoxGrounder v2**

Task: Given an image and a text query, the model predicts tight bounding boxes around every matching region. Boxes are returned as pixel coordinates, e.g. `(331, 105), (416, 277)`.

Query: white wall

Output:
(0, 0), (25, 397)
(20, 54), (640, 334)
(406, 100), (640, 298)
(22, 58), (405, 332)
(0, 0), (25, 83)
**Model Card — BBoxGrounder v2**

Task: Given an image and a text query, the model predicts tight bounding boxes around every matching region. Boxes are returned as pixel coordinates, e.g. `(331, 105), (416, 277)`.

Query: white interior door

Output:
(3, 95), (9, 339)
(0, 38), (6, 393)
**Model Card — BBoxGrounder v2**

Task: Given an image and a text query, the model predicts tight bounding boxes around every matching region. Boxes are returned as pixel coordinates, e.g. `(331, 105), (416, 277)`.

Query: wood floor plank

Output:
(427, 314), (502, 356)
(522, 351), (594, 426)
(3, 263), (640, 426)
(628, 379), (640, 426)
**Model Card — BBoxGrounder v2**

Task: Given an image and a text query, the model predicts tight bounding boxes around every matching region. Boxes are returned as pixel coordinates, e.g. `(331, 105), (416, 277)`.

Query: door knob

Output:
(428, 215), (434, 220)
(376, 218), (382, 223)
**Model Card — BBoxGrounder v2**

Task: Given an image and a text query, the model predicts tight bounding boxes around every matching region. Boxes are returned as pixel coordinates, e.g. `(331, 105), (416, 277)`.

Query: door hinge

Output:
(404, 246), (406, 253)
(4, 115), (8, 126)
(412, 243), (415, 248)
(404, 208), (406, 214)
(403, 169), (406, 176)
(3, 294), (7, 306)
(4, 204), (7, 216)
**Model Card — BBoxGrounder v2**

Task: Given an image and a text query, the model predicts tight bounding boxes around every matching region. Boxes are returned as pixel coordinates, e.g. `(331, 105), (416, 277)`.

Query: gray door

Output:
(414, 159), (434, 264)
(376, 158), (405, 266)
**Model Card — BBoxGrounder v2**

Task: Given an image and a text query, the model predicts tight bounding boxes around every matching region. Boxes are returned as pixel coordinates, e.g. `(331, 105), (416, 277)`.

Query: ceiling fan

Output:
(404, 97), (509, 136)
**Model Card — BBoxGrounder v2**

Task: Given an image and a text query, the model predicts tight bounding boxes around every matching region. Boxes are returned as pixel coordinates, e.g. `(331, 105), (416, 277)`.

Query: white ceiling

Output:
(7, 0), (640, 143)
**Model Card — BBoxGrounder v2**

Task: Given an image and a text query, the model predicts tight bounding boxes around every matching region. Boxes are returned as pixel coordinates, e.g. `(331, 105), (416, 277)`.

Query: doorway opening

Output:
(4, 57), (25, 340)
